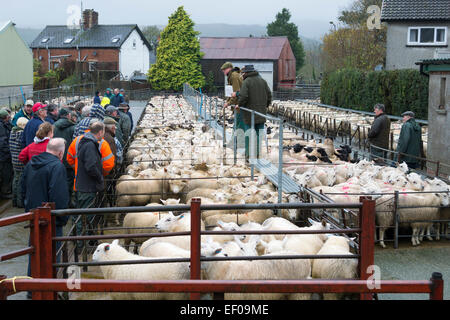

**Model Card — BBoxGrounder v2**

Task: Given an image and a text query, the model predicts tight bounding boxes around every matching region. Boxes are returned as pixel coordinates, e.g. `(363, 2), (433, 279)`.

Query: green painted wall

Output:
(0, 23), (33, 87)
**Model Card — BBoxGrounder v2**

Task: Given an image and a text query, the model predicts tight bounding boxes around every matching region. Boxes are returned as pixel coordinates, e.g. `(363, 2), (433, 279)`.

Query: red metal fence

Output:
(0, 198), (444, 300)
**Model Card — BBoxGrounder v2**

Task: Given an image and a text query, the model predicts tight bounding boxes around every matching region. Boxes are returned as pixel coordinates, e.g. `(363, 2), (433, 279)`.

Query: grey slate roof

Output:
(381, 0), (450, 21)
(30, 24), (152, 50)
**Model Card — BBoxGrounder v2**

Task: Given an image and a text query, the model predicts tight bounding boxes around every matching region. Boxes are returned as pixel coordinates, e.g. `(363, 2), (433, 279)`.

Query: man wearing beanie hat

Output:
(73, 104), (105, 139)
(12, 99), (33, 127)
(9, 117), (29, 206)
(396, 111), (424, 169)
(0, 109), (13, 199)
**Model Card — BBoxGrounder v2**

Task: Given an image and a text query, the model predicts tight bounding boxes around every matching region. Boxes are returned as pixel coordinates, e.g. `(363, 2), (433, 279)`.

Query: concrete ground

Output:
(375, 239), (450, 300)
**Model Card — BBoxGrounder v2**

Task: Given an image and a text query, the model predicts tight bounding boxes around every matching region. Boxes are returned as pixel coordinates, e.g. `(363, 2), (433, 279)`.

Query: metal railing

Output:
(0, 83), (96, 112)
(0, 199), (445, 300)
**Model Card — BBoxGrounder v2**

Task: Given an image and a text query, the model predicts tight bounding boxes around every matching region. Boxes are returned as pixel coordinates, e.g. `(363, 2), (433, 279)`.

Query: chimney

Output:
(83, 9), (98, 30)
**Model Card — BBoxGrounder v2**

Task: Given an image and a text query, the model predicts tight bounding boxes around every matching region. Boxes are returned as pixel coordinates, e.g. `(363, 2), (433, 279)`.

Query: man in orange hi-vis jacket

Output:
(67, 121), (114, 249)
(66, 122), (115, 204)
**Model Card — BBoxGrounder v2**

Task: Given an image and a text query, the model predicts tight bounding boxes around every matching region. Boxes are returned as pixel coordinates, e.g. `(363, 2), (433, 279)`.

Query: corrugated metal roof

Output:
(30, 24), (152, 50)
(381, 0), (450, 21)
(416, 58), (450, 65)
(200, 37), (289, 60)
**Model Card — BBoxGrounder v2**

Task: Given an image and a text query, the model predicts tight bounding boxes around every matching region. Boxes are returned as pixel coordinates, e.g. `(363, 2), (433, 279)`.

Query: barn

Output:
(30, 9), (154, 81)
(200, 37), (296, 91)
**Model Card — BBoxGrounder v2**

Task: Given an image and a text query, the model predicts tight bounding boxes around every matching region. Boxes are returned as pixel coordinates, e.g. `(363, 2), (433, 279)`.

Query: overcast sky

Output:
(1, 0), (355, 39)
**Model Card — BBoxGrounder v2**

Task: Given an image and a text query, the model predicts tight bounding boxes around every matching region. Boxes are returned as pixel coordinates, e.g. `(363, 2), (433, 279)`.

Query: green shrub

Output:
(321, 68), (429, 119)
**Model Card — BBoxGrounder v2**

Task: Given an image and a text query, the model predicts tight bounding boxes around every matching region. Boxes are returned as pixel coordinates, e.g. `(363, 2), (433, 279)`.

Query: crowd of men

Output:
(0, 88), (132, 213)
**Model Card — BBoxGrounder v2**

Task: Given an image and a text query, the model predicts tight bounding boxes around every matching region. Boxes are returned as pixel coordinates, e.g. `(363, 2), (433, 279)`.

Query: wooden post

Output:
(190, 198), (202, 300)
(0, 275), (9, 300)
(359, 197), (375, 301)
(430, 272), (444, 300)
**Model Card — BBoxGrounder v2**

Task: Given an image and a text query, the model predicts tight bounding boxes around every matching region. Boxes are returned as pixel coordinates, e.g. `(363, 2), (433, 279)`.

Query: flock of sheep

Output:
(269, 100), (428, 155)
(88, 94), (448, 301)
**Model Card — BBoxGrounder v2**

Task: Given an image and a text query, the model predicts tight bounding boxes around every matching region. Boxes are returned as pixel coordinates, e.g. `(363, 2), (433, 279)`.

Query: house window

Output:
(133, 39), (137, 49)
(41, 37), (50, 43)
(64, 37), (74, 44)
(111, 36), (121, 43)
(408, 27), (447, 46)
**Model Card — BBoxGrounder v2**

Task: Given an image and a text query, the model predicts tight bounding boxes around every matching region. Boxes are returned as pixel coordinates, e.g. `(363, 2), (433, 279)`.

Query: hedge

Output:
(320, 68), (429, 119)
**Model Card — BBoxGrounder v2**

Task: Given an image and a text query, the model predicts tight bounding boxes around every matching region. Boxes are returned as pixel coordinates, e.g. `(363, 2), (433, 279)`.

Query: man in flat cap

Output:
(238, 65), (272, 161)
(221, 62), (244, 127)
(396, 111), (424, 169)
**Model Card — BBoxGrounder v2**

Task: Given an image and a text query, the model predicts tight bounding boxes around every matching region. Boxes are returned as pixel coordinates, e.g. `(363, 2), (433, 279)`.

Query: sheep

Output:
(311, 236), (358, 300)
(122, 199), (181, 253)
(372, 184), (442, 248)
(204, 209), (274, 227)
(139, 241), (190, 258)
(92, 240), (190, 300)
(116, 169), (170, 207)
(155, 211), (206, 233)
(203, 240), (311, 300)
(282, 219), (331, 257)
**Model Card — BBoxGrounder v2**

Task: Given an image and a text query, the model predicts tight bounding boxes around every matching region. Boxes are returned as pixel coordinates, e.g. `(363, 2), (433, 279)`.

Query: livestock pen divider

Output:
(0, 199), (444, 300)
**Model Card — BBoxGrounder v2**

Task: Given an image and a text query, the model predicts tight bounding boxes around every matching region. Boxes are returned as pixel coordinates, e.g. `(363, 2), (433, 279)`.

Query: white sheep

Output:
(139, 241), (190, 258)
(122, 199), (181, 253)
(282, 219), (331, 257)
(92, 240), (190, 300)
(311, 236), (358, 300)
(155, 211), (206, 233)
(203, 239), (311, 300)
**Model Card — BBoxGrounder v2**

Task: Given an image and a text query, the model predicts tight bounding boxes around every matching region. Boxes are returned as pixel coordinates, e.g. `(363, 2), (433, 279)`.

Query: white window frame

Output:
(407, 26), (448, 46)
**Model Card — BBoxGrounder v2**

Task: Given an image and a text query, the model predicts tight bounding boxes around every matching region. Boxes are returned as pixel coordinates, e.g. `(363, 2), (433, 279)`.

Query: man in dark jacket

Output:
(396, 111), (424, 169)
(11, 99), (33, 127)
(75, 121), (105, 209)
(238, 65), (272, 160)
(45, 104), (59, 124)
(110, 88), (124, 107)
(118, 103), (133, 137)
(21, 102), (48, 148)
(53, 109), (78, 203)
(0, 109), (13, 198)
(105, 105), (125, 146)
(368, 104), (391, 161)
(22, 138), (69, 284)
(93, 91), (101, 104)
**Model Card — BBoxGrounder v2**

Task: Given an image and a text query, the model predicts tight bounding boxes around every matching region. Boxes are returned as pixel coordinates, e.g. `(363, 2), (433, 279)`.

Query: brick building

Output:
(30, 9), (154, 80)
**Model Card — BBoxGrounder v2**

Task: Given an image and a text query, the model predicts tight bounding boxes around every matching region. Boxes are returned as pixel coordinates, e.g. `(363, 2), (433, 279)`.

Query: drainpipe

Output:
(47, 45), (50, 71)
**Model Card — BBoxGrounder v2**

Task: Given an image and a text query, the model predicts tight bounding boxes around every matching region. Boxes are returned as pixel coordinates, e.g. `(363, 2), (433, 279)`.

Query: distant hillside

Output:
(154, 23), (321, 50)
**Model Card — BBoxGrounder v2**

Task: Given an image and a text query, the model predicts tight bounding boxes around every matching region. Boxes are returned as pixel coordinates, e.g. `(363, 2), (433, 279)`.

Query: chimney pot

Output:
(83, 9), (98, 30)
